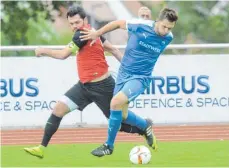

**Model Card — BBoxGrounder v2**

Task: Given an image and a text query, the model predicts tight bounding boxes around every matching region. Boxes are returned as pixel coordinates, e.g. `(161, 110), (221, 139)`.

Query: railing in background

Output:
(1, 43), (229, 51)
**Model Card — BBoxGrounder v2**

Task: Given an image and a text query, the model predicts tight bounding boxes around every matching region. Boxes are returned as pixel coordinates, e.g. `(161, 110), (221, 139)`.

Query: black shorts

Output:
(64, 75), (115, 118)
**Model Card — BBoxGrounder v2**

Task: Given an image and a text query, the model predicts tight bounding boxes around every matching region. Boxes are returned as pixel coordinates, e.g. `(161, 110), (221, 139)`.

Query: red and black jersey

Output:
(72, 25), (108, 83)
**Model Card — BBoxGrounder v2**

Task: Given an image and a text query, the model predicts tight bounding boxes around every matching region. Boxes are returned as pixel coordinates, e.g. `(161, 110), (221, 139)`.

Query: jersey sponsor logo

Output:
(139, 41), (161, 53)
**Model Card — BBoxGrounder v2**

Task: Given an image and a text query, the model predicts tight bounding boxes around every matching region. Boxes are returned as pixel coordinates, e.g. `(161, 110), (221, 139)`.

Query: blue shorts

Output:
(113, 79), (147, 102)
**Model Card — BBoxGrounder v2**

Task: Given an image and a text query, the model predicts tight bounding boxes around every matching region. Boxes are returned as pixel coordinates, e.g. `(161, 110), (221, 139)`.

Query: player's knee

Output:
(52, 101), (70, 117)
(110, 92), (128, 110)
(110, 97), (124, 110)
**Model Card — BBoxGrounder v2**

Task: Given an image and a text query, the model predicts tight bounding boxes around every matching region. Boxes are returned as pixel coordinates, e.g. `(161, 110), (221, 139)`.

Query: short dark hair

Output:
(158, 8), (178, 22)
(66, 6), (86, 19)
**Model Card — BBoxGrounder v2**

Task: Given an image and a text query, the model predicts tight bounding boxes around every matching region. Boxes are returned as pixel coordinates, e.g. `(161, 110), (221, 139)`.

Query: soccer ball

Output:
(129, 145), (151, 164)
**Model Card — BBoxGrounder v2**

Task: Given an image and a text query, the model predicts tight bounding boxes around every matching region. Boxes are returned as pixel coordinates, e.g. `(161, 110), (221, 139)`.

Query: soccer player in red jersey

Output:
(24, 6), (147, 158)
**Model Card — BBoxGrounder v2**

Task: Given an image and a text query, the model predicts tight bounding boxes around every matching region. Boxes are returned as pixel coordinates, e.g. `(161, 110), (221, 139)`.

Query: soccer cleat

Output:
(24, 145), (44, 158)
(143, 118), (158, 151)
(91, 143), (113, 157)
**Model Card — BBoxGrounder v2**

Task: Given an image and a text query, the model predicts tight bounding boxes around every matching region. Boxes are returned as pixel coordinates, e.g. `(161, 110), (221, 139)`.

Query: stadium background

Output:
(1, 1), (229, 167)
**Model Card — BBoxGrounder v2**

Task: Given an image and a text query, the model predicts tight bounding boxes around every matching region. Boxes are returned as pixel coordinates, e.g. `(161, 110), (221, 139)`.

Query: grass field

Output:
(1, 141), (229, 167)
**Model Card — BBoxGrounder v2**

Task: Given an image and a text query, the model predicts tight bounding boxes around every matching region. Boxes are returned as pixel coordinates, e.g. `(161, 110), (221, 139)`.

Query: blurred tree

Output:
(1, 1), (228, 56)
(166, 1), (229, 43)
(1, 1), (69, 45)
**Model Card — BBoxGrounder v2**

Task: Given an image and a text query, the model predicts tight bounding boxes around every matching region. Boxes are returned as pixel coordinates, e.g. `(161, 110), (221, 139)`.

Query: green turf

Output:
(1, 141), (229, 167)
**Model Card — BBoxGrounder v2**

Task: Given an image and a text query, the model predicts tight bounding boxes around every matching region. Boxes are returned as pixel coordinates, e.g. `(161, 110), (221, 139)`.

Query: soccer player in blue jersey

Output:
(81, 7), (178, 157)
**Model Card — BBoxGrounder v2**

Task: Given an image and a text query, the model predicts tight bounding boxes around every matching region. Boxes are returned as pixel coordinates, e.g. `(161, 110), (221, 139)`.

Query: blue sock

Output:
(106, 110), (122, 149)
(123, 110), (147, 130)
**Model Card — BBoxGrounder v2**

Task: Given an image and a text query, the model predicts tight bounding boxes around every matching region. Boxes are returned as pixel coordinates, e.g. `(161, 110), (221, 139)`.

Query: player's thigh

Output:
(58, 82), (92, 116)
(119, 79), (146, 103)
(111, 79), (146, 109)
(92, 92), (112, 119)
(88, 76), (115, 119)
(92, 89), (128, 119)
(94, 92), (128, 119)
(110, 91), (129, 110)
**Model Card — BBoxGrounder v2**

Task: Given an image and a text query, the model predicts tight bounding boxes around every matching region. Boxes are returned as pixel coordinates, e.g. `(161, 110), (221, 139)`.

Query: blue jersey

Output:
(116, 19), (173, 86)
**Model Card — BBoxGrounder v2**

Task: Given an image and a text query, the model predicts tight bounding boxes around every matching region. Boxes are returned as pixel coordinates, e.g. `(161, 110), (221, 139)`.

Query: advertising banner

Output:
(1, 55), (229, 127)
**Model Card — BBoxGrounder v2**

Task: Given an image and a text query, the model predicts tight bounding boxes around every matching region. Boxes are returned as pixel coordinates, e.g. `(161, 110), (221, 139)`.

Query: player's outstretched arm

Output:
(103, 40), (123, 62)
(80, 20), (126, 41)
(35, 47), (72, 60)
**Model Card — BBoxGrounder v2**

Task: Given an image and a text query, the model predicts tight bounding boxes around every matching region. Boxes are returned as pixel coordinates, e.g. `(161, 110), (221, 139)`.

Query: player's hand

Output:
(89, 28), (97, 46)
(35, 48), (44, 57)
(80, 28), (99, 46)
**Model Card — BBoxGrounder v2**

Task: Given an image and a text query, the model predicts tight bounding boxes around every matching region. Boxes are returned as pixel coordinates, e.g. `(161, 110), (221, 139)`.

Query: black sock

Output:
(41, 114), (62, 147)
(120, 123), (144, 135)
